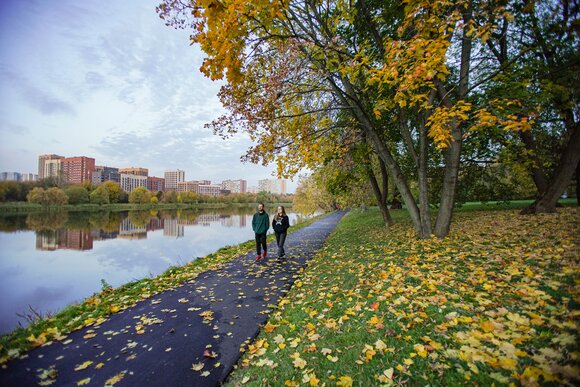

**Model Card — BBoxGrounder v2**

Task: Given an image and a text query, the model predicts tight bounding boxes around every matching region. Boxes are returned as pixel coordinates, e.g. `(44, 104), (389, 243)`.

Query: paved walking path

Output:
(0, 211), (346, 386)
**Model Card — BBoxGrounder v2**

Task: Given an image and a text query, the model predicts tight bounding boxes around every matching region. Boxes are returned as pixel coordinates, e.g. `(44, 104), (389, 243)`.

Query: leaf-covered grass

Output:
(227, 206), (579, 386)
(0, 214), (324, 364)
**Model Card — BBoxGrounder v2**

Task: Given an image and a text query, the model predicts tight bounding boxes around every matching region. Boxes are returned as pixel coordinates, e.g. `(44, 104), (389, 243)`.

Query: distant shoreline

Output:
(0, 202), (294, 215)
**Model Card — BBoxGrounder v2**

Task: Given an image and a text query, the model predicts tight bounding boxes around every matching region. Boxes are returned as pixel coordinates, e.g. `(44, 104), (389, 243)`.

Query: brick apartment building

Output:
(61, 156), (95, 185)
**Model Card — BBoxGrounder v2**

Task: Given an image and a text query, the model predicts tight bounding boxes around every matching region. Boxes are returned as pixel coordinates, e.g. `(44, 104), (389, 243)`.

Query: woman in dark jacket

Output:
(272, 205), (290, 258)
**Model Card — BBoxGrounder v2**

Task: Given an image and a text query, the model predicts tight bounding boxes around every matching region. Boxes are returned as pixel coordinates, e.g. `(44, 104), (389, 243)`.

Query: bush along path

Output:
(0, 211), (346, 386)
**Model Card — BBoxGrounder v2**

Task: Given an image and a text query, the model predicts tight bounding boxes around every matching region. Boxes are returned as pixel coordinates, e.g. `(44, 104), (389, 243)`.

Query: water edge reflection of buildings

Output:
(34, 214), (248, 250)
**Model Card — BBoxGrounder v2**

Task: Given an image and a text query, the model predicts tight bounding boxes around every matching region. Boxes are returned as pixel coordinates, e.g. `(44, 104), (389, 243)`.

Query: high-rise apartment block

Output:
(120, 174), (148, 192)
(221, 179), (247, 193)
(61, 156), (95, 185)
(38, 154), (64, 180)
(0, 172), (20, 181)
(119, 167), (148, 177)
(164, 169), (185, 190)
(92, 166), (120, 185)
(20, 173), (38, 182)
(147, 176), (165, 192)
(258, 179), (287, 195)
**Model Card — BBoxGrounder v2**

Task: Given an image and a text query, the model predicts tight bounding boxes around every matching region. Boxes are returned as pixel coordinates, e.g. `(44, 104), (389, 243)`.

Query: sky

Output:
(0, 0), (296, 192)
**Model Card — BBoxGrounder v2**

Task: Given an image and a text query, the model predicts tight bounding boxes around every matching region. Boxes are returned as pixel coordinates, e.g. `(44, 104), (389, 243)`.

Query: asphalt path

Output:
(0, 211), (346, 386)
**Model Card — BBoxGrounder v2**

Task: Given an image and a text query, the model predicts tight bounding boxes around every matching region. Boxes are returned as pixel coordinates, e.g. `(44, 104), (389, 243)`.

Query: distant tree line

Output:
(0, 180), (293, 206)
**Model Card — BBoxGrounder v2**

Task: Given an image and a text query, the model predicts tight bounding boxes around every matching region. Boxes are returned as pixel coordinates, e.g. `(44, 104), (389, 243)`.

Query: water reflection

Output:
(17, 209), (269, 251)
(0, 207), (305, 334)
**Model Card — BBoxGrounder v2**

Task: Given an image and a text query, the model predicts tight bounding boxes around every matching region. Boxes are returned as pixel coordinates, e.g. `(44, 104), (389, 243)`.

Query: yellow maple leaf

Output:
(498, 357), (517, 370)
(375, 339), (387, 351)
(336, 376), (353, 387)
(263, 322), (278, 333)
(292, 356), (307, 369)
(481, 320), (495, 333)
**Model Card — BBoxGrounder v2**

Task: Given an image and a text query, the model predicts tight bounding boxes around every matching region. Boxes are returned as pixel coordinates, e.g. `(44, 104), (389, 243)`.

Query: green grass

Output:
(226, 205), (579, 386)
(0, 213), (324, 364)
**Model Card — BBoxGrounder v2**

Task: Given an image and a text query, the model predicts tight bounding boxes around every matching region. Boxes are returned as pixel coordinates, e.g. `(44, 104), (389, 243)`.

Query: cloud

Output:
(84, 71), (107, 89)
(1, 123), (30, 136)
(0, 66), (76, 116)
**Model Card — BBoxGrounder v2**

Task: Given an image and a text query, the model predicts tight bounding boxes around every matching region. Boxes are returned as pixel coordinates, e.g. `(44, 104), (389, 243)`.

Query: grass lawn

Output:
(227, 205), (579, 386)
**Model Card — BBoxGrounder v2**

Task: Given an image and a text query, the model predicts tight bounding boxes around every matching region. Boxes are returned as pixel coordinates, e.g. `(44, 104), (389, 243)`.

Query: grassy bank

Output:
(0, 202), (294, 215)
(0, 212), (322, 364)
(227, 206), (579, 386)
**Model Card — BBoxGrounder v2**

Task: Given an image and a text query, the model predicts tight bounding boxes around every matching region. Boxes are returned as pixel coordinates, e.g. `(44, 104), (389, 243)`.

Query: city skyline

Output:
(4, 152), (289, 195)
(0, 0), (298, 192)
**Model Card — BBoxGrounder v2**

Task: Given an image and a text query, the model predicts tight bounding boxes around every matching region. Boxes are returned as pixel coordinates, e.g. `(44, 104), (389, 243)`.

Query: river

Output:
(0, 206), (306, 334)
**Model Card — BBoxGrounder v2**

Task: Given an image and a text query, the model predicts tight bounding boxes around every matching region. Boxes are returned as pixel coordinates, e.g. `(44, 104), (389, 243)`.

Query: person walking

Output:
(252, 202), (269, 261)
(272, 205), (290, 258)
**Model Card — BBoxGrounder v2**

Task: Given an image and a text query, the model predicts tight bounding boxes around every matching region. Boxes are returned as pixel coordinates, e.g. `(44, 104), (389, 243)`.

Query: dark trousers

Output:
(275, 232), (287, 257)
(255, 233), (267, 255)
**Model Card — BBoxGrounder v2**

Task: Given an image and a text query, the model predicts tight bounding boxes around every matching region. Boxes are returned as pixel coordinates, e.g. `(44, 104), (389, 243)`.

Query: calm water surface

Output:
(0, 207), (305, 334)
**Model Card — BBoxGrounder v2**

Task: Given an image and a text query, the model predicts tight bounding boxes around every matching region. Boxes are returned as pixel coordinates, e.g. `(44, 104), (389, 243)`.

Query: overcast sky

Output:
(0, 0), (296, 191)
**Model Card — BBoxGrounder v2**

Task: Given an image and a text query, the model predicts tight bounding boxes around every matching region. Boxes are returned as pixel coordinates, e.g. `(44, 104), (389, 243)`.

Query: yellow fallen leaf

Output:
(77, 378), (91, 386)
(292, 357), (307, 369)
(105, 371), (126, 386)
(481, 320), (495, 333)
(375, 339), (387, 351)
(263, 322), (278, 333)
(74, 361), (93, 371)
(336, 376), (353, 387)
(191, 362), (204, 371)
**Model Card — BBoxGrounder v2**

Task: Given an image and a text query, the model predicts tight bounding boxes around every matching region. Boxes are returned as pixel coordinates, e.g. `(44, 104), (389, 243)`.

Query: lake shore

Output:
(0, 201), (294, 215)
(0, 210), (325, 364)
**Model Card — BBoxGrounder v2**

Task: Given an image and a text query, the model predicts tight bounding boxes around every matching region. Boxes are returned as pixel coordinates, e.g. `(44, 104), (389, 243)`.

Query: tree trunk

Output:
(576, 162), (580, 206)
(434, 127), (462, 237)
(434, 0), (472, 238)
(519, 130), (549, 196)
(521, 125), (580, 213)
(418, 93), (435, 236)
(365, 162), (393, 227)
(333, 76), (428, 237)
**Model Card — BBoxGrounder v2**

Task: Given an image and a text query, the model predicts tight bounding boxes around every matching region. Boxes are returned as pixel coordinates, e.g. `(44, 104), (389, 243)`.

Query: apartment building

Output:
(258, 178), (287, 195)
(147, 176), (165, 192)
(164, 169), (185, 190)
(119, 167), (148, 177)
(221, 179), (247, 193)
(176, 181), (199, 193)
(61, 156), (95, 185)
(38, 154), (64, 179)
(198, 184), (222, 196)
(120, 173), (148, 192)
(92, 166), (120, 185)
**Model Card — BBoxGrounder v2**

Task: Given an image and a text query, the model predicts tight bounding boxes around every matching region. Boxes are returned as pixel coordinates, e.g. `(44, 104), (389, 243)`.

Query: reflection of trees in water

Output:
(127, 211), (152, 228)
(6, 205), (304, 233)
(88, 211), (124, 233)
(0, 215), (29, 232)
(26, 212), (69, 231)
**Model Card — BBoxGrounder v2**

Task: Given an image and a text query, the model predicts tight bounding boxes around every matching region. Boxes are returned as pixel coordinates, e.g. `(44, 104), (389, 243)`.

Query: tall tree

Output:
(158, 0), (538, 237)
